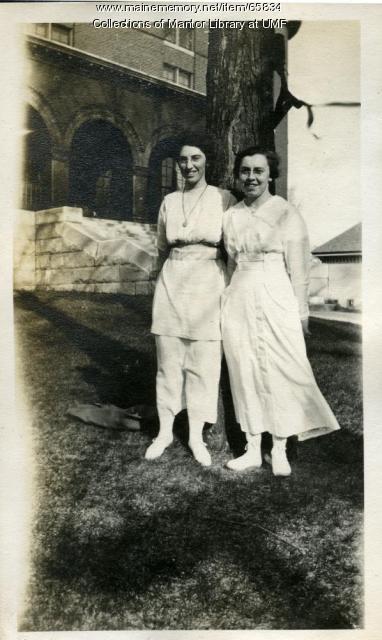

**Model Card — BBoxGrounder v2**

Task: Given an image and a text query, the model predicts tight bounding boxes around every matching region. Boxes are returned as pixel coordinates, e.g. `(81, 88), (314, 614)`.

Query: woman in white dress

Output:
(145, 135), (236, 466)
(222, 147), (340, 476)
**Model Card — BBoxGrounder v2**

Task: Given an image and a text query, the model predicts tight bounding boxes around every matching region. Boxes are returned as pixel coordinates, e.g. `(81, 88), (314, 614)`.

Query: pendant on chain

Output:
(181, 184), (208, 229)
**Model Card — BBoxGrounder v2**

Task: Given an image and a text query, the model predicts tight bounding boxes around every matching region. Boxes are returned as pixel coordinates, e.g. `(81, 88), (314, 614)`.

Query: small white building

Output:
(309, 223), (361, 310)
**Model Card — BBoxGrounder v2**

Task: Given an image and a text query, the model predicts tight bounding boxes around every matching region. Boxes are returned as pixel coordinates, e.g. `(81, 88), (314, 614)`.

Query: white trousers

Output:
(155, 335), (222, 424)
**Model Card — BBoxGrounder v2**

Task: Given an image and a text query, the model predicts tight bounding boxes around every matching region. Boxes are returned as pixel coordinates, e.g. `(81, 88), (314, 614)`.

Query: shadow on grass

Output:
(15, 291), (243, 452)
(32, 473), (359, 630)
(16, 291), (157, 409)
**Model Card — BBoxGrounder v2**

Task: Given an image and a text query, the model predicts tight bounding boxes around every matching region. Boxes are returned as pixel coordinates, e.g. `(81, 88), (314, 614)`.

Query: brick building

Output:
(23, 22), (208, 223)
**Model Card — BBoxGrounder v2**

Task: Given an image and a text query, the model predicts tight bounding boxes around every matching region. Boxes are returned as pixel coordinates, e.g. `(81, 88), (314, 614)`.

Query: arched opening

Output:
(22, 106), (52, 211)
(147, 138), (182, 222)
(69, 120), (133, 220)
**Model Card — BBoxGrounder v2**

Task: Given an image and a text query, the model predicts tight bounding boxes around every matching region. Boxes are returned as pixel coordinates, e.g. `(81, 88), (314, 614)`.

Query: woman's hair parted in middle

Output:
(175, 131), (215, 162)
(234, 146), (280, 181)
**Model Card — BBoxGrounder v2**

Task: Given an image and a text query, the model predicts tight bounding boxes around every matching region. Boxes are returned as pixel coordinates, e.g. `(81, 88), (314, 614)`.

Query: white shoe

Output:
(145, 436), (173, 460)
(271, 448), (291, 476)
(226, 447), (262, 471)
(189, 440), (212, 467)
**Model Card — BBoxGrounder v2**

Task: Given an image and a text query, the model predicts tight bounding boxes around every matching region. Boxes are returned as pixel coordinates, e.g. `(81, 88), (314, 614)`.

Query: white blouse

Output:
(157, 186), (235, 251)
(151, 186), (236, 340)
(223, 195), (311, 319)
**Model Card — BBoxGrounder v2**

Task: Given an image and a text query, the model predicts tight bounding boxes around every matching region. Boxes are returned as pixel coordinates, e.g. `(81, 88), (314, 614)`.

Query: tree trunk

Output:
(206, 26), (276, 189)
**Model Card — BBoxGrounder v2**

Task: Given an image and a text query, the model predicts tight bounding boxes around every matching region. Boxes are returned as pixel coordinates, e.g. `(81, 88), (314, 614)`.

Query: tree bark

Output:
(206, 26), (276, 189)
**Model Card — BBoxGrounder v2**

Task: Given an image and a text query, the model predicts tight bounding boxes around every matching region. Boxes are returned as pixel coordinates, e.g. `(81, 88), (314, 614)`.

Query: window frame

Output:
(160, 157), (177, 200)
(163, 27), (195, 56)
(33, 23), (74, 46)
(162, 63), (193, 89)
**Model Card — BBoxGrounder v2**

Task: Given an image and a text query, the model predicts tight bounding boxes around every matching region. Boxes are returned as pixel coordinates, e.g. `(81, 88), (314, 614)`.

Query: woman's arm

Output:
(282, 207), (311, 333)
(156, 200), (169, 272)
(226, 255), (237, 282)
(222, 209), (237, 282)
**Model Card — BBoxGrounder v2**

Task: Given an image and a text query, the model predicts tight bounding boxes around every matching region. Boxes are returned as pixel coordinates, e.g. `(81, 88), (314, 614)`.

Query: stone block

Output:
(87, 266), (120, 283)
(36, 252), (95, 270)
(14, 210), (36, 240)
(67, 252), (96, 268)
(94, 238), (130, 265)
(119, 282), (136, 295)
(13, 282), (35, 292)
(35, 222), (66, 240)
(36, 254), (59, 270)
(71, 284), (97, 293)
(37, 283), (97, 293)
(36, 207), (83, 224)
(61, 224), (99, 257)
(36, 282), (74, 292)
(13, 269), (36, 290)
(14, 239), (35, 257)
(94, 282), (124, 294)
(135, 281), (152, 295)
(37, 265), (120, 285)
(36, 238), (79, 254)
(36, 268), (75, 286)
(14, 253), (35, 274)
(14, 227), (36, 242)
(95, 237), (156, 273)
(119, 265), (150, 282)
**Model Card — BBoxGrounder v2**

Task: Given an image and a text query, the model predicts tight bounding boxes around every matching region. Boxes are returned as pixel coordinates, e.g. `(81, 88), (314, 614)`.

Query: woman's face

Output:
(178, 145), (207, 187)
(238, 153), (271, 201)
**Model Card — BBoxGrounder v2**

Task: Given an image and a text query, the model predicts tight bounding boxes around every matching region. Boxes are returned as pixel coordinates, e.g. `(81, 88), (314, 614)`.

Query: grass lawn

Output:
(14, 291), (363, 631)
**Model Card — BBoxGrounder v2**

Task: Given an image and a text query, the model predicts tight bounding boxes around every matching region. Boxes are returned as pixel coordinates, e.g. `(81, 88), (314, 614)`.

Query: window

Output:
(163, 26), (194, 52)
(32, 23), (73, 46)
(51, 24), (72, 45)
(34, 23), (49, 38)
(163, 64), (177, 83)
(163, 27), (176, 45)
(161, 157), (176, 200)
(163, 64), (193, 89)
(178, 69), (192, 88)
(178, 28), (194, 51)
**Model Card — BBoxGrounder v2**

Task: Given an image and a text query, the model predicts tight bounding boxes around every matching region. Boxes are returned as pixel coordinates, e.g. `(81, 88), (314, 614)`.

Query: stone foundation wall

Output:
(14, 207), (158, 294)
(14, 210), (36, 291)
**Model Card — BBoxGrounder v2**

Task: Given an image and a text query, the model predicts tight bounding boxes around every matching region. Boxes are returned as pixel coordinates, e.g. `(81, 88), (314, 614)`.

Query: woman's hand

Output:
(301, 318), (311, 338)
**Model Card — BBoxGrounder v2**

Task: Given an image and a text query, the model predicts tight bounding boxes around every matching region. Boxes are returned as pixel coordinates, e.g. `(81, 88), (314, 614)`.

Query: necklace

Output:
(182, 184), (208, 227)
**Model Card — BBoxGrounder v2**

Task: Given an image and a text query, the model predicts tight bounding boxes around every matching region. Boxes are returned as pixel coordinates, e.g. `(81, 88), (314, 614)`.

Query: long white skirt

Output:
(156, 336), (222, 424)
(221, 256), (340, 440)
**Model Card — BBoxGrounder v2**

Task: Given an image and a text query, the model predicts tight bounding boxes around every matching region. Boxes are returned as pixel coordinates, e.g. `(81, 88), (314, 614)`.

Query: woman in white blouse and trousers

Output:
(145, 135), (236, 467)
(222, 147), (340, 476)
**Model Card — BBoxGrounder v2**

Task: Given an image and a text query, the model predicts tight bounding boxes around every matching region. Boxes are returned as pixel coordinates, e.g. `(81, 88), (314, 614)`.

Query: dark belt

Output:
(169, 240), (220, 249)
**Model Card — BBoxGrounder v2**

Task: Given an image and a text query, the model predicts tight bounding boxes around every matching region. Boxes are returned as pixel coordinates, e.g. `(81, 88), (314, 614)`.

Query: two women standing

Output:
(146, 136), (340, 474)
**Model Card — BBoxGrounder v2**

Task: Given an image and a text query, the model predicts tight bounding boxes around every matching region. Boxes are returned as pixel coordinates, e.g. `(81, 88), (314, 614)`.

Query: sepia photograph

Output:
(1, 1), (381, 638)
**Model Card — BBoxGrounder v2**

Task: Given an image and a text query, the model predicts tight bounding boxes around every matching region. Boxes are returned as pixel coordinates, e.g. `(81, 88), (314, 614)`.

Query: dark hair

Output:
(175, 131), (215, 161)
(233, 146), (280, 181)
